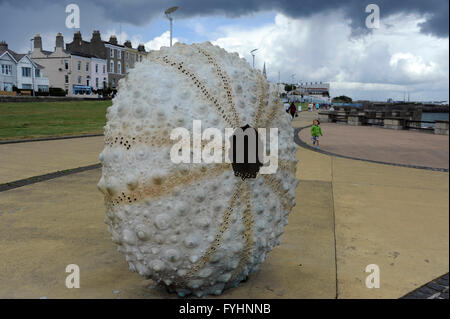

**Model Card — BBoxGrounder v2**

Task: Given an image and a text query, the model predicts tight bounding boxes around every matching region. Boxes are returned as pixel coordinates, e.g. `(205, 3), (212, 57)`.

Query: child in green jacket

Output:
(311, 119), (323, 149)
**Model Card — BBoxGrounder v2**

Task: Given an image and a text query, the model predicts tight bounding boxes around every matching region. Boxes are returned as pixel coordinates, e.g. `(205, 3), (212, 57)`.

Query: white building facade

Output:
(0, 50), (17, 91)
(16, 55), (49, 91)
(1, 41), (49, 93)
(91, 57), (107, 91)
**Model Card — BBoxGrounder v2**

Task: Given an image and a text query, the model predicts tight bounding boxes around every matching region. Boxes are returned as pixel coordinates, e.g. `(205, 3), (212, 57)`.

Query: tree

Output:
(285, 84), (296, 92)
(332, 95), (352, 103)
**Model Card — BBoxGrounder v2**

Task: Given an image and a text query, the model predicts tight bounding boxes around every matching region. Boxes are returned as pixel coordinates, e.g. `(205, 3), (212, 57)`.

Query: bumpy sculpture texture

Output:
(98, 42), (298, 297)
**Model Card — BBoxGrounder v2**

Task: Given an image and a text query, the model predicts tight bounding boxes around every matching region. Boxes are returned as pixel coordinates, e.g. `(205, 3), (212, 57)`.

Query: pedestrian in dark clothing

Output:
(288, 102), (297, 119)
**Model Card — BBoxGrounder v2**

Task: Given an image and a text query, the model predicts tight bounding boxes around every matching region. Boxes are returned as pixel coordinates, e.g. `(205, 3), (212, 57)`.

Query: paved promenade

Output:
(295, 112), (449, 298)
(0, 112), (448, 298)
(299, 123), (449, 170)
(0, 136), (104, 184)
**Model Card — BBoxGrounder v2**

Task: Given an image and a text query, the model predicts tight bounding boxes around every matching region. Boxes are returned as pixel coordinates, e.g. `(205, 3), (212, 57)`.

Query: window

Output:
(110, 61), (114, 73)
(77, 61), (81, 71)
(118, 50), (121, 59)
(1, 64), (12, 75)
(117, 61), (121, 74)
(38, 85), (49, 92)
(103, 78), (106, 88)
(22, 67), (31, 77)
(136, 54), (138, 62)
(64, 60), (69, 69)
(126, 52), (129, 60)
(22, 84), (32, 89)
(65, 75), (69, 84)
(86, 62), (89, 72)
(3, 82), (13, 91)
(95, 64), (98, 73)
(140, 55), (142, 62)
(78, 76), (81, 84)
(35, 69), (40, 77)
(103, 65), (105, 74)
(96, 77), (99, 88)
(110, 48), (114, 58)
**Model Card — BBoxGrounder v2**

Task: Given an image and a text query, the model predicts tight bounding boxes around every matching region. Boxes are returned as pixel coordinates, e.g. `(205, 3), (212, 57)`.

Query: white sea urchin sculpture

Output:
(98, 42), (298, 297)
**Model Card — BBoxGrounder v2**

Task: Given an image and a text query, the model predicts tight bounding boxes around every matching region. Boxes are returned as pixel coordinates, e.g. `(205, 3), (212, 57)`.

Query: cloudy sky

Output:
(0, 0), (448, 101)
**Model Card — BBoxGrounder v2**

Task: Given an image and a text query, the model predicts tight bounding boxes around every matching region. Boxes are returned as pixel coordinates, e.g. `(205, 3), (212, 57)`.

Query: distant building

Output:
(0, 45), (17, 91)
(123, 40), (147, 73)
(66, 31), (147, 89)
(70, 52), (96, 95)
(91, 57), (107, 91)
(289, 81), (331, 103)
(102, 35), (125, 89)
(0, 41), (49, 93)
(31, 33), (103, 96)
(296, 82), (330, 98)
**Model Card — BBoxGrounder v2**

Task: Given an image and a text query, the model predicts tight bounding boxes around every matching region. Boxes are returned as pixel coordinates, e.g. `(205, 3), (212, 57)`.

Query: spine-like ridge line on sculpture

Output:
(192, 45), (240, 127)
(152, 55), (236, 127)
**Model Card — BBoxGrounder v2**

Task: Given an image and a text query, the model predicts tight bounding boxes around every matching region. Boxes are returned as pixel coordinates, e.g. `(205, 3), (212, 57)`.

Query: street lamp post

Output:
(278, 70), (280, 96)
(291, 74), (296, 94)
(250, 48), (258, 68)
(30, 38), (35, 96)
(165, 6), (179, 47)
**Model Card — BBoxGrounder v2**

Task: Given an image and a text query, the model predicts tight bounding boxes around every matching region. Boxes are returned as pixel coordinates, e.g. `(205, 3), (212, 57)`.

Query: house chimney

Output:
(91, 30), (101, 42)
(137, 44), (146, 52)
(109, 35), (118, 45)
(0, 41), (8, 51)
(33, 34), (42, 50)
(124, 40), (132, 48)
(73, 31), (82, 43)
(55, 32), (64, 48)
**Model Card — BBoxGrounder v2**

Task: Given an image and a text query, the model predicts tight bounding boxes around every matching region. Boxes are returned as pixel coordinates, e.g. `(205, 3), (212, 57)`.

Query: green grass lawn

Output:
(0, 100), (112, 140)
(294, 102), (308, 111)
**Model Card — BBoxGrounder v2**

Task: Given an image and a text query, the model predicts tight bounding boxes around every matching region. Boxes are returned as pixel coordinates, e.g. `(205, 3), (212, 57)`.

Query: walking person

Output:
(311, 119), (323, 149)
(288, 102), (297, 120)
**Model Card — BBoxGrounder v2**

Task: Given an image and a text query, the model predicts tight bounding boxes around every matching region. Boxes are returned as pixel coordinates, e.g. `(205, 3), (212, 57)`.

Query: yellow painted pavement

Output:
(0, 168), (336, 299)
(294, 111), (449, 298)
(0, 136), (104, 184)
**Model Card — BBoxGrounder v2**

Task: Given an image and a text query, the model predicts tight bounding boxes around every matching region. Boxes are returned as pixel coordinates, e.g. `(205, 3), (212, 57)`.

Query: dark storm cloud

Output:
(0, 0), (448, 37)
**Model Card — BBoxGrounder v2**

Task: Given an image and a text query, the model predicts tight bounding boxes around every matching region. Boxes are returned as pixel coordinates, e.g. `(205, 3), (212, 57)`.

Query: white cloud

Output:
(144, 31), (179, 51)
(390, 53), (438, 77)
(209, 12), (449, 101)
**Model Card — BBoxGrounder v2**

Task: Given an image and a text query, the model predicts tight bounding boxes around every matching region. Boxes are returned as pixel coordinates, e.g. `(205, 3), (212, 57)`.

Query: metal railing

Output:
(365, 117), (384, 127)
(406, 120), (435, 131)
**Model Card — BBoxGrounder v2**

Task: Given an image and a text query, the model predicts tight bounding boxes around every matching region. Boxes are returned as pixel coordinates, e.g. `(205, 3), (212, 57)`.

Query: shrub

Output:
(35, 89), (50, 96)
(49, 87), (67, 97)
